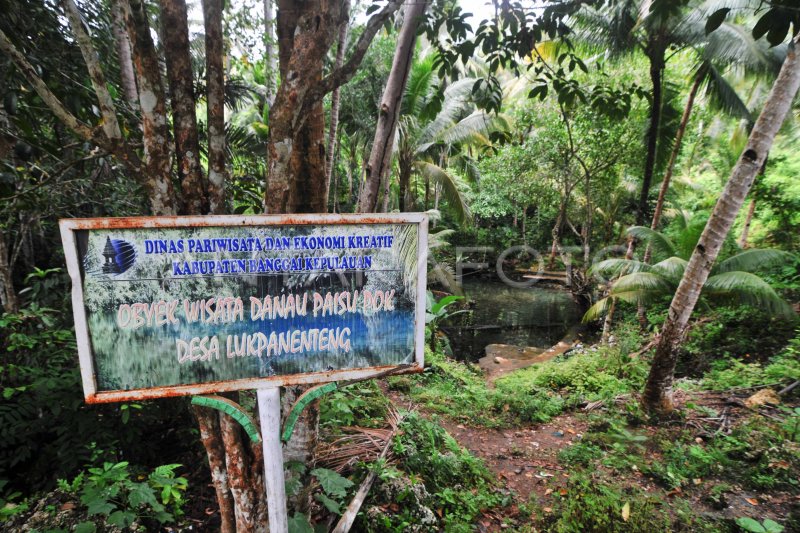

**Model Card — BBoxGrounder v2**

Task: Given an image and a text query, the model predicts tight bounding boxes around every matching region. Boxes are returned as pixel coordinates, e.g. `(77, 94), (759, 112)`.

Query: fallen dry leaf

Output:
(543, 507), (553, 513)
(621, 502), (630, 522)
(559, 488), (568, 496)
(745, 498), (759, 506)
(544, 488), (553, 496)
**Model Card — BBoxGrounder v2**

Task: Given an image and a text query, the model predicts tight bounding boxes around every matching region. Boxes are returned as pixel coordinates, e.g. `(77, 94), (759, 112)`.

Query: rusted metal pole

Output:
(257, 386), (288, 532)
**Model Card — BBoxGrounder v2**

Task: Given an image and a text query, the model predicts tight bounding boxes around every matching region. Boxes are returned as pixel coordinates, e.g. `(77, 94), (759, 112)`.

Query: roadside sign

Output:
(59, 213), (427, 403)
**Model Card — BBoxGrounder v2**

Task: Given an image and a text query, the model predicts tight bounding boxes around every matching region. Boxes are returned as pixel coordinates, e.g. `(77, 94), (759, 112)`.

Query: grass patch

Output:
(398, 338), (648, 428)
(358, 412), (507, 532)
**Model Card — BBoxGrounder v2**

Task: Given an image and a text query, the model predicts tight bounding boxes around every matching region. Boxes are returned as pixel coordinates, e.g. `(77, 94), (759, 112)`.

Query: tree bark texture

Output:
(264, 0), (277, 105)
(636, 44), (665, 226)
(265, 0), (400, 214)
(357, 1), (428, 213)
(125, 0), (177, 215)
(161, 0), (207, 216)
(642, 37), (800, 415)
(194, 405), (236, 533)
(202, 0), (227, 215)
(0, 230), (19, 314)
(325, 18), (349, 204)
(110, 0), (139, 106)
(220, 414), (268, 532)
(738, 198), (756, 248)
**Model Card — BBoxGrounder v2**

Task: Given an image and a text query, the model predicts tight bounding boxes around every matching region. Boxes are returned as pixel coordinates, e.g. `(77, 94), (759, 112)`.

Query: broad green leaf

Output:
(74, 522), (96, 533)
(288, 512), (314, 533)
(310, 468), (354, 499)
(314, 492), (342, 514)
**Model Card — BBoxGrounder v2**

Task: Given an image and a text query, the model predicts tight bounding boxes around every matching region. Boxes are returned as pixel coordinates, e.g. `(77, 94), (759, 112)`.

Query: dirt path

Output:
(438, 415), (588, 502)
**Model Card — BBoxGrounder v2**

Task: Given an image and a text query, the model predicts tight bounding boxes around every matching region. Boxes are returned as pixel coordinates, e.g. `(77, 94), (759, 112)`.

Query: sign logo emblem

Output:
(101, 236), (136, 274)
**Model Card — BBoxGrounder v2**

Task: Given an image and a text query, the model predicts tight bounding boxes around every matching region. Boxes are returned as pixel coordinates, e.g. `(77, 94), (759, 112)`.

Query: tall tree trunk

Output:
(194, 406), (236, 533)
(203, 0), (227, 215)
(642, 37), (800, 415)
(161, 0), (207, 215)
(548, 193), (568, 269)
(356, 1), (428, 213)
(220, 414), (268, 532)
(739, 198), (756, 248)
(645, 67), (704, 262)
(110, 0), (138, 106)
(62, 0), (122, 142)
(264, 0), (277, 105)
(325, 18), (348, 200)
(0, 230), (19, 314)
(266, 1), (346, 213)
(636, 44), (665, 227)
(124, 0), (177, 215)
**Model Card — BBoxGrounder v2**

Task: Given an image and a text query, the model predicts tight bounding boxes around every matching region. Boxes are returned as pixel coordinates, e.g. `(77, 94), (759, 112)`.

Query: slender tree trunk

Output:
(645, 68), (704, 262)
(194, 406), (236, 533)
(332, 132), (342, 212)
(0, 230), (18, 314)
(642, 37), (800, 415)
(356, 1), (428, 213)
(220, 414), (268, 532)
(325, 18), (348, 200)
(203, 0), (227, 215)
(398, 159), (412, 211)
(548, 194), (568, 269)
(263, 0), (276, 105)
(161, 0), (207, 215)
(110, 0), (138, 106)
(739, 198), (756, 248)
(636, 45), (665, 227)
(62, 0), (122, 142)
(125, 0), (177, 215)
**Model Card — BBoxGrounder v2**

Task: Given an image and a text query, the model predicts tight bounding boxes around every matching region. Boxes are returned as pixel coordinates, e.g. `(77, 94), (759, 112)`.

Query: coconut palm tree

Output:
(393, 56), (511, 225)
(576, 0), (776, 229)
(583, 221), (795, 322)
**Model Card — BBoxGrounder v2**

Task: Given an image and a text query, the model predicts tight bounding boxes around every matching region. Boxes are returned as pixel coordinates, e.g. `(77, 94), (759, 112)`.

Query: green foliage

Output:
(736, 517), (784, 533)
(362, 412), (504, 532)
(586, 223), (796, 323)
(699, 327), (800, 389)
(408, 332), (650, 428)
(58, 461), (187, 528)
(537, 472), (672, 533)
(0, 478), (28, 522)
(319, 380), (389, 429)
(0, 303), (196, 495)
(310, 468), (354, 500)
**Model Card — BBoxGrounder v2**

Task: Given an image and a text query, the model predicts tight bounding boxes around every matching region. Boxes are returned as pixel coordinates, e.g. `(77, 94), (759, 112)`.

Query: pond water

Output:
(442, 279), (582, 362)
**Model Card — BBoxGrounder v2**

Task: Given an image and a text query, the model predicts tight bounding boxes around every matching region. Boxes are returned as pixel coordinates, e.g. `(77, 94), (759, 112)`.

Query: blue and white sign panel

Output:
(60, 213), (427, 402)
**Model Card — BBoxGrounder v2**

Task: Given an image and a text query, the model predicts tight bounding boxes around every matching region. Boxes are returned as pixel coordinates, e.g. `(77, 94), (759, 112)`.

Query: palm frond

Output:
(651, 256), (688, 281)
(625, 226), (677, 257)
(704, 62), (752, 122)
(403, 54), (436, 117)
(704, 271), (795, 317)
(590, 258), (652, 277)
(416, 161), (472, 226)
(611, 272), (675, 298)
(582, 296), (613, 323)
(716, 249), (795, 273)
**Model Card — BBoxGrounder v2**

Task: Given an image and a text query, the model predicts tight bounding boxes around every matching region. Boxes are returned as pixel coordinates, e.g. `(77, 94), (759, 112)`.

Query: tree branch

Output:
(62, 0), (123, 141)
(0, 28), (95, 143)
(311, 0), (402, 101)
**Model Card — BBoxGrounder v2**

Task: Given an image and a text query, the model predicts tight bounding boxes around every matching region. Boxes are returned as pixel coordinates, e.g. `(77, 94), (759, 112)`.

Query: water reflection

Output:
(443, 279), (581, 361)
